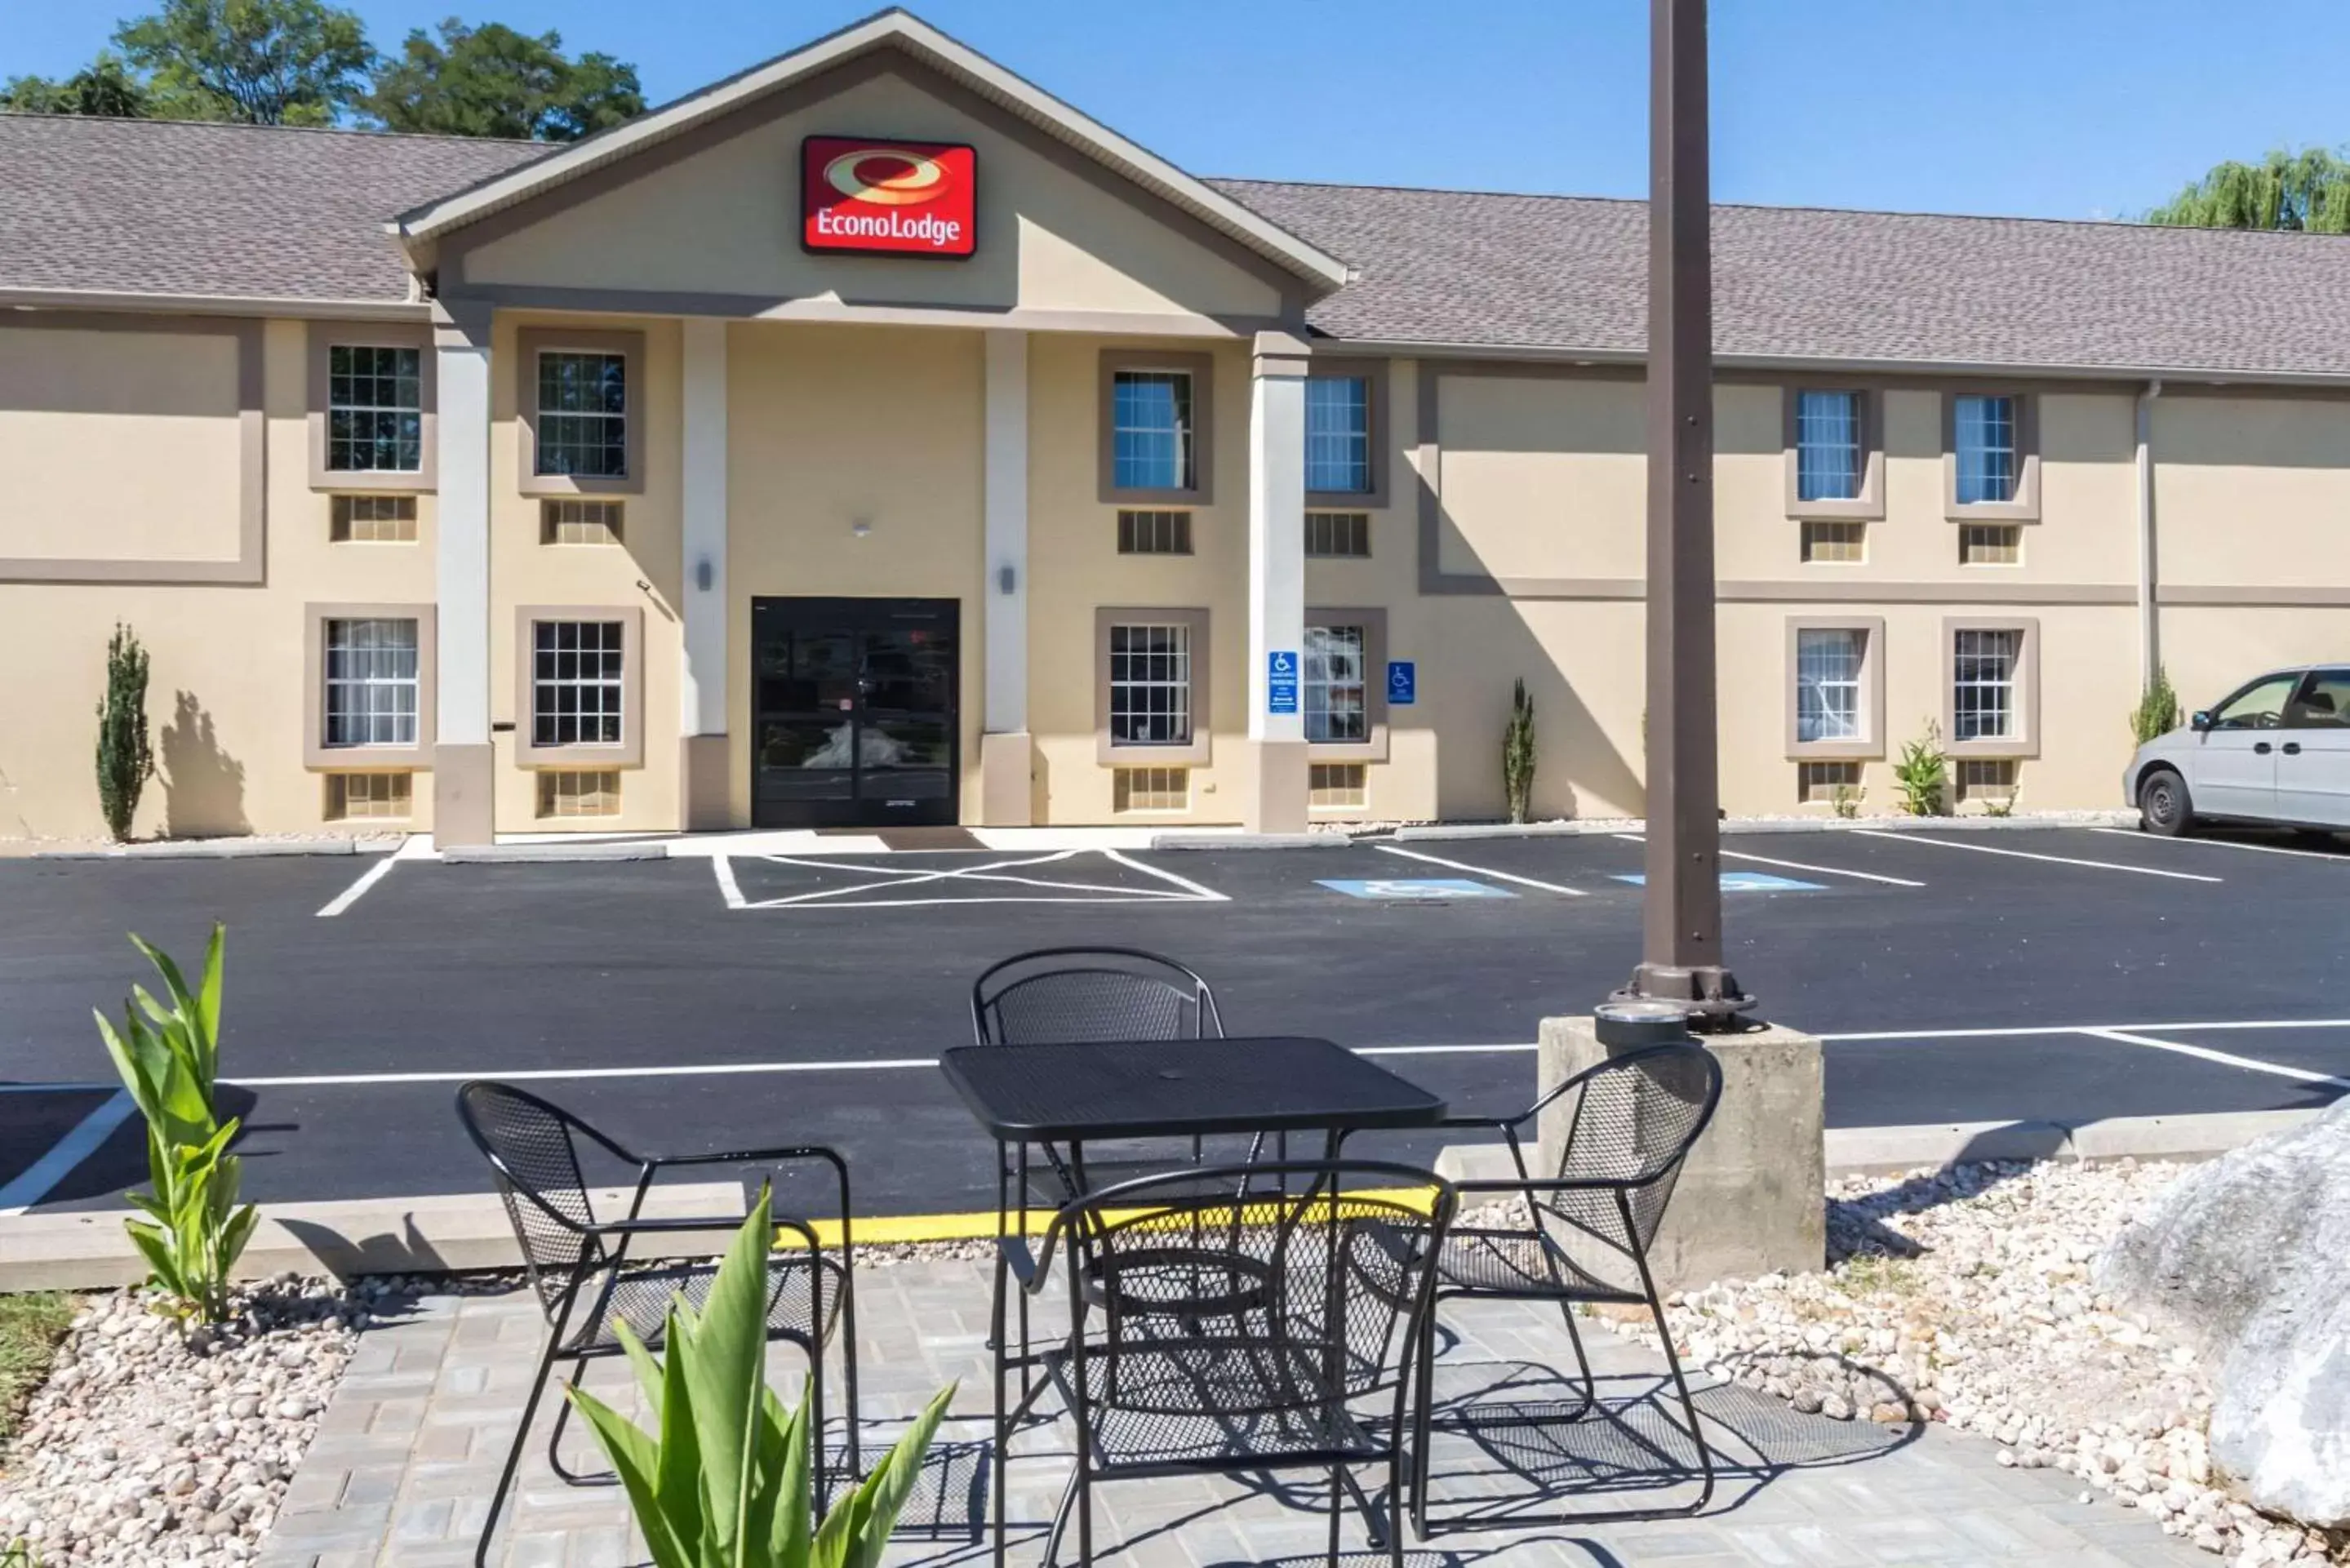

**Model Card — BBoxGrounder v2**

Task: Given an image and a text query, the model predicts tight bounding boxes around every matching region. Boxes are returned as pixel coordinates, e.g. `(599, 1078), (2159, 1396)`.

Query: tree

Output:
(2, 56), (153, 118)
(96, 623), (156, 842)
(2144, 148), (2350, 233)
(361, 19), (643, 140)
(114, 0), (372, 126)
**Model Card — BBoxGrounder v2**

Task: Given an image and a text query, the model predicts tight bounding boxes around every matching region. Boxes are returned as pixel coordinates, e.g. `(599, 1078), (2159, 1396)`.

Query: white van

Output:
(2126, 667), (2350, 834)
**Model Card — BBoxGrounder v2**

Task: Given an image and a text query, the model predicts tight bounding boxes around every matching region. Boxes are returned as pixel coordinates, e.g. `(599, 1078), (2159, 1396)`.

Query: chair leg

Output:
(476, 1330), (565, 1568)
(991, 1250), (1010, 1568)
(1647, 1286), (1718, 1514)
(1554, 1296), (1601, 1419)
(809, 1338), (832, 1517)
(841, 1272), (864, 1483)
(1039, 1459), (1080, 1568)
(1327, 1462), (1343, 1568)
(1410, 1299), (1439, 1540)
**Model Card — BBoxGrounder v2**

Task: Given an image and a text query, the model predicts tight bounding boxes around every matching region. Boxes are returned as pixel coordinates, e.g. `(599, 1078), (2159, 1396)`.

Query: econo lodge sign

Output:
(801, 136), (976, 258)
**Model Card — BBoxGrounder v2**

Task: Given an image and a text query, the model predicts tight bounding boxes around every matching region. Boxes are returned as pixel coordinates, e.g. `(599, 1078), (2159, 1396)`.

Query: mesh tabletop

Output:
(939, 1036), (1446, 1141)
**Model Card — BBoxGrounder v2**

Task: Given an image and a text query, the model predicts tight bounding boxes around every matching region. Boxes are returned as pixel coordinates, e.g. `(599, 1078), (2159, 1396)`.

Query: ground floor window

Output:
(537, 769), (620, 818)
(1955, 757), (2019, 804)
(1952, 629), (2023, 741)
(1116, 509), (1192, 555)
(1797, 759), (1861, 806)
(542, 499), (624, 545)
(1959, 522), (2021, 565)
(532, 620), (626, 748)
(1794, 627), (1866, 744)
(1308, 762), (1367, 810)
(1112, 766), (1188, 812)
(324, 771), (411, 820)
(1108, 623), (1193, 747)
(1304, 624), (1369, 744)
(324, 617), (420, 748)
(1800, 519), (1865, 563)
(330, 494), (417, 543)
(1304, 511), (1371, 558)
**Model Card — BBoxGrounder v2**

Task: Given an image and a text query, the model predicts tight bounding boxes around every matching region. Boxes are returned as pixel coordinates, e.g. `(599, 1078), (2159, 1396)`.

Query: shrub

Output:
(92, 925), (256, 1323)
(1503, 678), (1536, 824)
(1892, 722), (1948, 817)
(567, 1191), (953, 1568)
(95, 623), (154, 842)
(1830, 780), (1863, 820)
(2131, 667), (2182, 745)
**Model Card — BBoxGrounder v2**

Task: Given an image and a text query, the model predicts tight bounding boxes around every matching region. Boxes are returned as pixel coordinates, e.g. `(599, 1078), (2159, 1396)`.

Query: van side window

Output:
(2286, 669), (2350, 728)
(2210, 674), (2300, 730)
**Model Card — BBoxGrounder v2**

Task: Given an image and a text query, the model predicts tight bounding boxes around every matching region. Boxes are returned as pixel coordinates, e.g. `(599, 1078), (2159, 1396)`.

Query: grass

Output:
(1837, 1254), (1922, 1299)
(0, 1292), (77, 1448)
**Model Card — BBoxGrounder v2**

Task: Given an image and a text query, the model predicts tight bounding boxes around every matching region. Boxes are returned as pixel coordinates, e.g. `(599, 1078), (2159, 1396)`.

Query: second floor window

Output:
(1112, 370), (1194, 491)
(536, 352), (629, 478)
(1954, 394), (2019, 505)
(1795, 389), (1861, 502)
(1305, 375), (1371, 494)
(327, 346), (422, 473)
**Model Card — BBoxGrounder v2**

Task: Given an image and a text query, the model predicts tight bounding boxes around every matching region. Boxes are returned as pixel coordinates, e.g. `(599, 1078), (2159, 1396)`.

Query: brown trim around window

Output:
(513, 605), (646, 768)
(1098, 349), (1215, 506)
(1095, 606), (1212, 766)
(1304, 606), (1390, 764)
(1943, 389), (2041, 522)
(306, 322), (436, 494)
(1305, 359), (1391, 510)
(1782, 384), (1884, 522)
(1784, 616), (1885, 762)
(516, 327), (646, 497)
(303, 603), (438, 770)
(1941, 616), (2041, 759)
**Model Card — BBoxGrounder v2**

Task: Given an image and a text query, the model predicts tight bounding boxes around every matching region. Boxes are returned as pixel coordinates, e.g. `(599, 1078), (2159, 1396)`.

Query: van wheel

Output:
(2139, 769), (2192, 836)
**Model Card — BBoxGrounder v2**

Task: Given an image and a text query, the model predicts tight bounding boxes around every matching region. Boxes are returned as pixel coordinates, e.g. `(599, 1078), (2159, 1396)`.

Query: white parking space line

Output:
(0, 1090), (135, 1215)
(1851, 831), (2222, 882)
(2083, 1028), (2350, 1091)
(722, 847), (1226, 910)
(315, 836), (429, 917)
(1610, 834), (1923, 888)
(1371, 843), (1588, 896)
(2090, 828), (2350, 863)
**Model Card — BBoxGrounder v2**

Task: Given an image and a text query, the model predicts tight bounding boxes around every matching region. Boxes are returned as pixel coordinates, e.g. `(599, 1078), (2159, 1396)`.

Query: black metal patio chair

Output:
(1407, 1042), (1723, 1534)
(455, 1082), (860, 1568)
(1001, 1161), (1459, 1568)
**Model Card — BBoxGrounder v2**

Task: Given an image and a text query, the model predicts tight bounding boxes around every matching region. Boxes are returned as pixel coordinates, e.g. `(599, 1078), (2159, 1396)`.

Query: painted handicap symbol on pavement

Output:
(1318, 877), (1517, 900)
(1611, 871), (1827, 892)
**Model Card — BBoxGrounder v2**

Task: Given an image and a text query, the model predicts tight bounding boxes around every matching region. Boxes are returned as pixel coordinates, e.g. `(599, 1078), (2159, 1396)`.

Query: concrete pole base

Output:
(1537, 1014), (1825, 1291)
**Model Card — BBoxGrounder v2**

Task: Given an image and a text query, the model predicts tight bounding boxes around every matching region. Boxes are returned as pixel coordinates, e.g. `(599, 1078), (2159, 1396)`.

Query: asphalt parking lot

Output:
(3, 824), (2347, 1221)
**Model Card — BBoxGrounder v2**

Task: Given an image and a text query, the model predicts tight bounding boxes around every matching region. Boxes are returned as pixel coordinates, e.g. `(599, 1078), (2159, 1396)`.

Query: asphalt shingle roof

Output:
(10, 113), (2350, 381)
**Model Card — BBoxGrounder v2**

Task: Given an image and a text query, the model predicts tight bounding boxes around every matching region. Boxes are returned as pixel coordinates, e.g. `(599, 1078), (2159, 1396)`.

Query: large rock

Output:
(2096, 1102), (2350, 1527)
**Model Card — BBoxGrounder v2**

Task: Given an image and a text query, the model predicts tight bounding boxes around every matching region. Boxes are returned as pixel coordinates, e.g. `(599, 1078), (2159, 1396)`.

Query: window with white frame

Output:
(1952, 628), (2023, 740)
(1954, 394), (2019, 505)
(535, 352), (629, 478)
(327, 346), (423, 473)
(1304, 624), (1369, 744)
(1794, 627), (1866, 744)
(322, 618), (420, 748)
(1111, 371), (1194, 491)
(1108, 623), (1193, 747)
(1795, 389), (1862, 502)
(1305, 375), (1371, 494)
(531, 620), (626, 747)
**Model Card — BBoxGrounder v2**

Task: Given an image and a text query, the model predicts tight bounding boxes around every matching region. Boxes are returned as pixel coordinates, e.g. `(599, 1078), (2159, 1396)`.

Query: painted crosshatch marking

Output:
(326, 345), (421, 473)
(1614, 872), (1828, 892)
(534, 352), (628, 478)
(1318, 877), (1516, 900)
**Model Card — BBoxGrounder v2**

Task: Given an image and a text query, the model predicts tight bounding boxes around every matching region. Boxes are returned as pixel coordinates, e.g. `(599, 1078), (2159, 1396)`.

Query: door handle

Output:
(2282, 742), (2303, 756)
(2254, 741), (2273, 755)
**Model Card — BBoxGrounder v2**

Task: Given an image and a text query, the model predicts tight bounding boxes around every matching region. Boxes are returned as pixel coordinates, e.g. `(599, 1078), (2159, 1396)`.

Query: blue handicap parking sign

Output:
(1318, 877), (1517, 900)
(1612, 872), (1827, 892)
(1267, 650), (1299, 715)
(1386, 660), (1417, 705)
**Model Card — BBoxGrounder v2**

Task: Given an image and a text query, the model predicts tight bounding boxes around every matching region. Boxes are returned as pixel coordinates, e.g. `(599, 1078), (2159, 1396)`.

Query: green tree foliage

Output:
(95, 623), (155, 843)
(2, 56), (153, 118)
(115, 0), (373, 126)
(2131, 666), (2183, 744)
(2144, 148), (2350, 233)
(362, 19), (644, 140)
(1503, 677), (1537, 824)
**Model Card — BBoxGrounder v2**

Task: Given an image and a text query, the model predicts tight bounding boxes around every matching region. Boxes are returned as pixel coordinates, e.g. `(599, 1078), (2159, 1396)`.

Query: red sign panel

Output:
(801, 136), (976, 259)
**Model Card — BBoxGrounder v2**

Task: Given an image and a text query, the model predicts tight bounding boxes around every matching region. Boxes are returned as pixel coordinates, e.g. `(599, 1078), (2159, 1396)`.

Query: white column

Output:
(2135, 379), (2162, 691)
(681, 318), (730, 736)
(1246, 331), (1310, 831)
(432, 300), (495, 846)
(983, 330), (1028, 734)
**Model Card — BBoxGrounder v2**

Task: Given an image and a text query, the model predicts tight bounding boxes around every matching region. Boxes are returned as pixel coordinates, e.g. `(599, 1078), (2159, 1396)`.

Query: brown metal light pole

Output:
(1617, 0), (1753, 1026)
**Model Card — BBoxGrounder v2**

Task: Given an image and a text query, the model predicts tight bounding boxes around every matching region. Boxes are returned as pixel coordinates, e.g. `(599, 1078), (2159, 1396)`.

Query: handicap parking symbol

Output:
(1318, 877), (1517, 901)
(1267, 650), (1299, 716)
(1611, 871), (1827, 892)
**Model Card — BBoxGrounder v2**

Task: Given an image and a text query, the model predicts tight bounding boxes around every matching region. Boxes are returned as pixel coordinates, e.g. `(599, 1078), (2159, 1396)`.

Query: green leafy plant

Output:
(95, 623), (155, 843)
(1830, 780), (1863, 820)
(93, 925), (256, 1322)
(1503, 678), (1536, 824)
(1982, 782), (2019, 819)
(2131, 667), (2182, 745)
(1892, 722), (1948, 817)
(567, 1189), (953, 1568)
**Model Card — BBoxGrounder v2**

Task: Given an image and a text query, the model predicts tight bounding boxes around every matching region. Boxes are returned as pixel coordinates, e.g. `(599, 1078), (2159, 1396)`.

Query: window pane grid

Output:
(535, 352), (629, 478)
(1797, 760), (1861, 804)
(1308, 762), (1366, 809)
(1956, 757), (2019, 801)
(1113, 766), (1188, 812)
(326, 345), (423, 473)
(330, 494), (416, 543)
(1304, 624), (1367, 744)
(1952, 629), (2021, 740)
(1116, 509), (1192, 555)
(1304, 511), (1370, 558)
(1305, 376), (1370, 493)
(1955, 395), (2018, 504)
(537, 770), (620, 818)
(323, 618), (419, 748)
(1795, 389), (1861, 501)
(1794, 628), (1864, 744)
(542, 499), (624, 545)
(1800, 519), (1864, 563)
(1108, 624), (1192, 746)
(531, 620), (626, 747)
(325, 771), (411, 820)
(1959, 522), (2020, 565)
(1112, 371), (1193, 491)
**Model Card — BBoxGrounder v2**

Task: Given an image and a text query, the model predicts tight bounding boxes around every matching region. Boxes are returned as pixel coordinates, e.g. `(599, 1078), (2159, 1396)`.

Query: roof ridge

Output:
(0, 109), (546, 149)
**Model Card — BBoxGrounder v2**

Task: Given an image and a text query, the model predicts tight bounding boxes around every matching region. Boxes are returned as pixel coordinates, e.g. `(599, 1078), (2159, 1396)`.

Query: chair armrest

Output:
(1436, 1113), (1514, 1130)
(586, 1213), (824, 1251)
(1455, 1175), (1644, 1197)
(643, 1144), (842, 1171)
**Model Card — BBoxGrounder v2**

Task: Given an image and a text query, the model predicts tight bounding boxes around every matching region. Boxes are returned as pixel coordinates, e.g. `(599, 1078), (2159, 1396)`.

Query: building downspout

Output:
(2135, 380), (2163, 690)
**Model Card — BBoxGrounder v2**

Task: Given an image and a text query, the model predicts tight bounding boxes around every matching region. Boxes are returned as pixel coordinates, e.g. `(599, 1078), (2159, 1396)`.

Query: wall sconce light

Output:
(694, 557), (713, 592)
(997, 564), (1017, 595)
(851, 519), (873, 538)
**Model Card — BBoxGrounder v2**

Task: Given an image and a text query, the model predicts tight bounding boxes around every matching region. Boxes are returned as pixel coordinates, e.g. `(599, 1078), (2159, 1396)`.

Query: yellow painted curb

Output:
(792, 1184), (1439, 1250)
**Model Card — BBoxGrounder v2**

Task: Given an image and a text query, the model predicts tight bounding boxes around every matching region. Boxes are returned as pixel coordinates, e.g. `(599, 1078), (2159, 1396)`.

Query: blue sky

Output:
(11, 0), (2348, 220)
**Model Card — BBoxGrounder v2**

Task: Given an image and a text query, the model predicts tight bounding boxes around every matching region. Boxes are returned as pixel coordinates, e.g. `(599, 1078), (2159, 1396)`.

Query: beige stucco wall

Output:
(2152, 394), (2350, 589)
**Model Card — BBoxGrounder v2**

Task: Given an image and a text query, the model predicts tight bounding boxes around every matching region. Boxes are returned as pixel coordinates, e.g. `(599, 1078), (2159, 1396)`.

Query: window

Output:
(1113, 766), (1188, 812)
(1117, 509), (1192, 555)
(1795, 628), (1866, 744)
(1795, 390), (1862, 502)
(1960, 522), (2020, 565)
(542, 500), (624, 546)
(1305, 375), (1371, 494)
(2286, 669), (2350, 728)
(537, 770), (620, 819)
(1305, 511), (1371, 558)
(1952, 628), (2022, 741)
(1953, 394), (2019, 505)
(326, 345), (423, 473)
(323, 618), (420, 748)
(325, 772), (411, 821)
(1955, 757), (2018, 803)
(1797, 760), (1860, 806)
(1108, 623), (1193, 747)
(1111, 371), (1193, 491)
(2210, 673), (2299, 731)
(531, 620), (626, 747)
(1800, 520), (1864, 563)
(331, 494), (416, 544)
(1304, 624), (1369, 744)
(535, 352), (629, 478)
(1309, 762), (1366, 810)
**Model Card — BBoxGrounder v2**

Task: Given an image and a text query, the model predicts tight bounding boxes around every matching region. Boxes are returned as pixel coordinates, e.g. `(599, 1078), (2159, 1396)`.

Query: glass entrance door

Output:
(752, 597), (959, 828)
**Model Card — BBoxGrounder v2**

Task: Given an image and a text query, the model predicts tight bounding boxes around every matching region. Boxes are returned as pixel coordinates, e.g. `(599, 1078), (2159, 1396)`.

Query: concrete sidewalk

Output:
(256, 1254), (2209, 1568)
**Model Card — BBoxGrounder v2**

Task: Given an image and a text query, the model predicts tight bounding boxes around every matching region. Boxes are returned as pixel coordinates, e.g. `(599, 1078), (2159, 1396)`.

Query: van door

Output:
(2189, 672), (2299, 821)
(2277, 669), (2350, 828)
